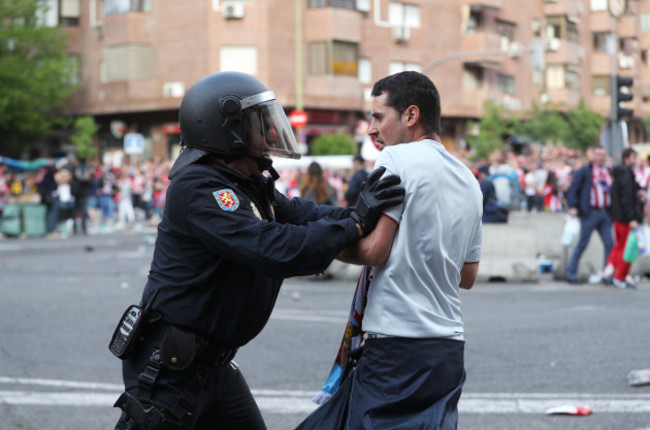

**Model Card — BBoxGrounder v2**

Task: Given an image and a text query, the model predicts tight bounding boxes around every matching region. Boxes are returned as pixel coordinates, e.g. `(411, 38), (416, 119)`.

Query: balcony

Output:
(460, 0), (503, 9)
(304, 76), (363, 111)
(591, 51), (612, 75)
(618, 15), (637, 39)
(545, 39), (582, 66)
(305, 7), (362, 42)
(546, 87), (581, 109)
(591, 95), (611, 117)
(589, 11), (610, 33)
(102, 12), (154, 45)
(641, 32), (650, 50)
(461, 31), (503, 53)
(543, 0), (583, 17)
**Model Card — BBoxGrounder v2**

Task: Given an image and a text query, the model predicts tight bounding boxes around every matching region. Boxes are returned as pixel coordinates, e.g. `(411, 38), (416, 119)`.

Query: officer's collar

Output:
(201, 157), (266, 188)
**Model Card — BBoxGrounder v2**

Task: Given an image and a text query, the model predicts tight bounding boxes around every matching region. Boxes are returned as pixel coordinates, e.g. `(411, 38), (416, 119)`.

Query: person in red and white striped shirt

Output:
(565, 147), (614, 284)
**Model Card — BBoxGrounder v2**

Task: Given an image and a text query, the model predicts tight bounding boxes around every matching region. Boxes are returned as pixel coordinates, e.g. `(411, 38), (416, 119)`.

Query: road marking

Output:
(1, 377), (650, 414)
(270, 309), (347, 324)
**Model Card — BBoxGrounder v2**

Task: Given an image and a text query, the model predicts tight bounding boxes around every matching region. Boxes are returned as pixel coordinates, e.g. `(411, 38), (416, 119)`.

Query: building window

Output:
(590, 0), (607, 11)
(642, 14), (650, 32)
(546, 15), (578, 42)
(220, 46), (258, 75)
(37, 0), (80, 27)
(332, 41), (358, 76)
(358, 58), (372, 84)
(104, 0), (152, 16)
(462, 65), (482, 91)
(102, 44), (154, 83)
(547, 65), (580, 90)
(497, 74), (515, 95)
(465, 8), (482, 35)
(308, 42), (329, 75)
(308, 41), (359, 76)
(592, 76), (610, 96)
(388, 2), (420, 28)
(592, 32), (610, 52)
(308, 0), (356, 9)
(388, 61), (420, 76)
(496, 20), (516, 42)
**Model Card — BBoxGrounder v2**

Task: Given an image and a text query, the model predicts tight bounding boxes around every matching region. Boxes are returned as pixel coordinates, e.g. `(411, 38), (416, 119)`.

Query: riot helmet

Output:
(169, 71), (301, 179)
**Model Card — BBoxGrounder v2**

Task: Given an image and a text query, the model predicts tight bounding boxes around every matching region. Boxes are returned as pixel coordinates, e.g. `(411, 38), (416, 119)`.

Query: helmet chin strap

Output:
(251, 155), (280, 180)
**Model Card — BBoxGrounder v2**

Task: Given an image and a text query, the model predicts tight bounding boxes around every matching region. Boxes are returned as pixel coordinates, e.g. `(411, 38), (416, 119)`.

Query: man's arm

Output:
(337, 215), (398, 266)
(459, 262), (479, 290)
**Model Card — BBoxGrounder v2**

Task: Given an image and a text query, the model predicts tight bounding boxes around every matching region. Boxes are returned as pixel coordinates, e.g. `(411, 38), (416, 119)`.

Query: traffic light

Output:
(614, 75), (634, 120)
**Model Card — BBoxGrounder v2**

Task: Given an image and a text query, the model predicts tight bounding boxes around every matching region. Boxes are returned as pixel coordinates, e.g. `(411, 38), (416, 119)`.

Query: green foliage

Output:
(642, 115), (650, 140)
(466, 100), (522, 160)
(523, 102), (569, 145)
(563, 99), (605, 151)
(309, 132), (356, 156)
(0, 0), (77, 156)
(71, 116), (98, 160)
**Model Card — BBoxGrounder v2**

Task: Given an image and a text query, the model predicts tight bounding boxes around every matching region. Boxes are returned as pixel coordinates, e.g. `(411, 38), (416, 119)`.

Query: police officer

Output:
(111, 71), (405, 430)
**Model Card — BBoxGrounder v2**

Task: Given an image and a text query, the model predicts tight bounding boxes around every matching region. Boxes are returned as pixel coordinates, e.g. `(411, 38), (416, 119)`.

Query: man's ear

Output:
(403, 105), (420, 127)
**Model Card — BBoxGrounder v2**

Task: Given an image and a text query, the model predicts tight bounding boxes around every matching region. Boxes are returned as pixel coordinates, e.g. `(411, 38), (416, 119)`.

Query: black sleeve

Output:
(619, 172), (638, 223)
(273, 191), (352, 224)
(169, 178), (359, 279)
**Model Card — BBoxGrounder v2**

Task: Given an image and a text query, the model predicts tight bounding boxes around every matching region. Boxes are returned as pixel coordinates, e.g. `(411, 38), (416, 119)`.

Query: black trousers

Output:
(296, 336), (465, 430)
(120, 329), (265, 430)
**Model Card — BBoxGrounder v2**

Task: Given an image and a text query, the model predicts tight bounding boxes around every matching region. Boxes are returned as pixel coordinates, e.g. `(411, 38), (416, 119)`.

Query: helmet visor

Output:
(242, 96), (301, 160)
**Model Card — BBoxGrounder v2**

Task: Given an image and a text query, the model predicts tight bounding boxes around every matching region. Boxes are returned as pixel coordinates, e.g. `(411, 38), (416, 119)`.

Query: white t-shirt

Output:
(363, 139), (483, 340)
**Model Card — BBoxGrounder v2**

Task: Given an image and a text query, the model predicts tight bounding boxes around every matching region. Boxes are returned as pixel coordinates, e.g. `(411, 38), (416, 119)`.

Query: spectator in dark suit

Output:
(565, 147), (614, 284)
(345, 155), (369, 208)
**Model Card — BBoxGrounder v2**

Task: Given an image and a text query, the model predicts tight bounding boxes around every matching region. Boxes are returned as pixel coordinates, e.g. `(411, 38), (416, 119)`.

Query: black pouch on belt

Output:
(160, 326), (198, 371)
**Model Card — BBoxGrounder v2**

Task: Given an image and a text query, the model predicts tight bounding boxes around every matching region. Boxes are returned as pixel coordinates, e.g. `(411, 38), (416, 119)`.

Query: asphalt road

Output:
(1, 230), (649, 430)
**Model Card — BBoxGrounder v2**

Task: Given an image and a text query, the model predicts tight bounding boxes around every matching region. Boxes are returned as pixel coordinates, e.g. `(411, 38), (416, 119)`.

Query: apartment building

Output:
(46, 0), (650, 160)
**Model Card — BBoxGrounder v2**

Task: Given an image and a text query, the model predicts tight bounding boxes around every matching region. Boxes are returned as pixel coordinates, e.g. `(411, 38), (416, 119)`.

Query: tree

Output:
(642, 115), (650, 141)
(70, 116), (98, 161)
(310, 132), (356, 156)
(0, 0), (77, 157)
(466, 99), (522, 160)
(523, 102), (568, 145)
(563, 99), (605, 151)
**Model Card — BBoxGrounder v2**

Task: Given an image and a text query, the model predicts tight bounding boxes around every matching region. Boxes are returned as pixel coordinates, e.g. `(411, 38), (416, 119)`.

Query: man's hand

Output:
(350, 166), (405, 236)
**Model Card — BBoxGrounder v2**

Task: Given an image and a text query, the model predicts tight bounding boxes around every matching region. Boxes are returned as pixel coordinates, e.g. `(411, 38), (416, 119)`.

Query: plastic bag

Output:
(561, 216), (580, 246)
(623, 229), (639, 263)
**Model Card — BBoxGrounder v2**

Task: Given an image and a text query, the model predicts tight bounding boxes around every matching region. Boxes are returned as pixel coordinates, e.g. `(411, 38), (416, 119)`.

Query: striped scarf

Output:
(312, 265), (372, 405)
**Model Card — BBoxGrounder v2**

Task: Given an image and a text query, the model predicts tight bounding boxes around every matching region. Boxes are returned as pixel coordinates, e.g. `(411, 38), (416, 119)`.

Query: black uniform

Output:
(120, 158), (360, 429)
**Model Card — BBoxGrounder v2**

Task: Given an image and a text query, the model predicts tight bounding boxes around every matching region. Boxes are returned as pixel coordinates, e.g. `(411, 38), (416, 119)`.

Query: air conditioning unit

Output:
(391, 25), (410, 42)
(545, 38), (560, 52)
(356, 0), (370, 12)
(618, 54), (634, 69)
(223, 2), (245, 19)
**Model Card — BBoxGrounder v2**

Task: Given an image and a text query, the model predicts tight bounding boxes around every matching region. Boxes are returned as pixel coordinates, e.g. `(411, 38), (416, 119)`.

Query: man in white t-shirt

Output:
(296, 71), (482, 429)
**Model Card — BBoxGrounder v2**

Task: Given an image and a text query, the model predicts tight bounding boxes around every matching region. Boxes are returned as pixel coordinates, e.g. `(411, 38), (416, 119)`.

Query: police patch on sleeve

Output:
(213, 189), (240, 212)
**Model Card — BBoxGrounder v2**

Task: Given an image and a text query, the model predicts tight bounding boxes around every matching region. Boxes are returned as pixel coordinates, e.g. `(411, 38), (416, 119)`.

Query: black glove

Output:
(350, 166), (405, 236)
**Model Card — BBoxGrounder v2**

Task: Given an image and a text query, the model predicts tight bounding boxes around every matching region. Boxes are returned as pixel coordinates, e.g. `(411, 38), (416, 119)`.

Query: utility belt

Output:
(110, 295), (237, 430)
(151, 320), (238, 370)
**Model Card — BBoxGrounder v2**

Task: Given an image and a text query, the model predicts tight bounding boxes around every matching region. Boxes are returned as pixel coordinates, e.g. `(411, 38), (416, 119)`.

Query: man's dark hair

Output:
(622, 148), (636, 160)
(370, 71), (441, 135)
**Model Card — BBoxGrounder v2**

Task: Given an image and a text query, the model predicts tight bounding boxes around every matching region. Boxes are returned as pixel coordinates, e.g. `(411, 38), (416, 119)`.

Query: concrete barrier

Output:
(330, 211), (650, 283)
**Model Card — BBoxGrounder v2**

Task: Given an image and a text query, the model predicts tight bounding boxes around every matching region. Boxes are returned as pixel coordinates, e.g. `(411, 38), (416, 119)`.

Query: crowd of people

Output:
(3, 143), (650, 240)
(0, 157), (173, 237)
